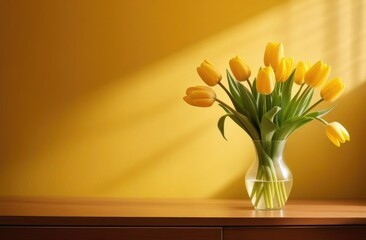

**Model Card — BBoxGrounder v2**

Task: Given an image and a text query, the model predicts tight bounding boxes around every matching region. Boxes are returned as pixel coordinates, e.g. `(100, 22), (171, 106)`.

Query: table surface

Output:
(0, 197), (365, 226)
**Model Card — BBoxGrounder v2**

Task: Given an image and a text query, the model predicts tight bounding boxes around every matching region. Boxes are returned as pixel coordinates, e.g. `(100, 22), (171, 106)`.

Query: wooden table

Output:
(0, 197), (365, 239)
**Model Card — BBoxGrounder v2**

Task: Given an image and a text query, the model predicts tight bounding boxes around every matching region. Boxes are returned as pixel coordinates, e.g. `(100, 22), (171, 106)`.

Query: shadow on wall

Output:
(287, 80), (366, 198)
(210, 174), (247, 199)
(0, 0), (286, 168)
(0, 0), (288, 198)
(211, 81), (366, 199)
(97, 122), (211, 195)
(1, 0), (365, 198)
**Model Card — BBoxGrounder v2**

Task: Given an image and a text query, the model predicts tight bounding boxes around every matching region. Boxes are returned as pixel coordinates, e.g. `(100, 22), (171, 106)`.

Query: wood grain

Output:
(0, 197), (365, 226)
(224, 226), (366, 240)
(0, 227), (222, 240)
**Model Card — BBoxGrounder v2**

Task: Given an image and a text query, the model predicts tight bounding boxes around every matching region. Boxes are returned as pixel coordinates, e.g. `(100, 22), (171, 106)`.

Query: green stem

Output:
(280, 181), (288, 202)
(250, 168), (263, 199)
(280, 82), (284, 95)
(302, 99), (323, 115)
(280, 84), (306, 123)
(247, 79), (254, 93)
(315, 117), (328, 125)
(215, 98), (260, 140)
(249, 141), (289, 209)
(293, 84), (304, 101)
(289, 86), (313, 117)
(254, 184), (264, 207)
(275, 181), (285, 206)
(218, 82), (231, 98)
(215, 98), (236, 114)
(297, 85), (311, 102)
(263, 95), (267, 115)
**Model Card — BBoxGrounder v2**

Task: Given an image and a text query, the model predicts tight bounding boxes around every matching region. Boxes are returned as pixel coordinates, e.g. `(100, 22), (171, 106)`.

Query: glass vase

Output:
(245, 140), (293, 210)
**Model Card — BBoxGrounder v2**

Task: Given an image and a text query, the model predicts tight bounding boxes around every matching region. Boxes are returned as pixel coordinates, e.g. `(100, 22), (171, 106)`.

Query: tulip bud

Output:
(196, 60), (222, 86)
(320, 77), (345, 102)
(325, 122), (350, 147)
(275, 57), (294, 82)
(264, 42), (284, 72)
(304, 60), (331, 88)
(256, 66), (276, 95)
(294, 61), (309, 85)
(229, 56), (251, 81)
(183, 86), (216, 107)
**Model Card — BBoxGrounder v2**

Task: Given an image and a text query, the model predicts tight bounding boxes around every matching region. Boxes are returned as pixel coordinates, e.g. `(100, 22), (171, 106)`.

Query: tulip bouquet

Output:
(183, 42), (350, 209)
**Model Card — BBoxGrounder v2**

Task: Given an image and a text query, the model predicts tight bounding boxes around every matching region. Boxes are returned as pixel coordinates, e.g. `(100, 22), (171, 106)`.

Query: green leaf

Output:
(274, 116), (313, 140)
(218, 103), (231, 114)
(260, 106), (281, 141)
(294, 117), (314, 130)
(282, 70), (295, 107)
(280, 97), (296, 125)
(237, 82), (260, 127)
(275, 106), (335, 140)
(225, 70), (248, 115)
(218, 112), (259, 141)
(278, 71), (295, 124)
(252, 78), (258, 101)
(293, 88), (314, 117)
(252, 78), (261, 115)
(218, 104), (252, 137)
(217, 114), (231, 140)
(257, 95), (266, 121)
(219, 104), (260, 140)
(272, 87), (281, 121)
(227, 70), (241, 100)
(305, 106), (335, 118)
(301, 90), (314, 113)
(235, 112), (260, 140)
(266, 94), (273, 111)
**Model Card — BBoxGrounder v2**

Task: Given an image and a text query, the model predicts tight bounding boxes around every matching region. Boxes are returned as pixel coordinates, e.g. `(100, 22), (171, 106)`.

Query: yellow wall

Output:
(0, 0), (365, 199)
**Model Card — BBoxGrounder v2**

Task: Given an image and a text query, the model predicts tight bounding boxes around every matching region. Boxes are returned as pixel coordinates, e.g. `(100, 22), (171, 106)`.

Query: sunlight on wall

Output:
(0, 0), (365, 198)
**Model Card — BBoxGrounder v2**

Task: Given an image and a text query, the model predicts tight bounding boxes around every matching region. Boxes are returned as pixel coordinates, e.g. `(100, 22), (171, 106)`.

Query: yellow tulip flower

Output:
(196, 60), (222, 86)
(304, 60), (331, 88)
(275, 57), (294, 82)
(264, 42), (284, 72)
(325, 122), (350, 147)
(183, 86), (216, 107)
(294, 61), (310, 85)
(256, 66), (276, 95)
(229, 56), (251, 81)
(320, 77), (345, 102)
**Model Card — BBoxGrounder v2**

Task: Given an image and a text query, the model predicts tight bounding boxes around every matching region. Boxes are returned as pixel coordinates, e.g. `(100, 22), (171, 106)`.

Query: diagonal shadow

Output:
(97, 122), (212, 194)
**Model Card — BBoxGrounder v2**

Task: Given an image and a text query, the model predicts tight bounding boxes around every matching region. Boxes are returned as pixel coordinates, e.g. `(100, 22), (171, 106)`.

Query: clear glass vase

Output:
(245, 140), (293, 210)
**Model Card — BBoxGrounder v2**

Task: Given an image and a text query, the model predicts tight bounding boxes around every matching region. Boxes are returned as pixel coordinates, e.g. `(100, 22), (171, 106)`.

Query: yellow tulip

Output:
(229, 56), (251, 81)
(196, 60), (222, 86)
(275, 57), (294, 82)
(294, 61), (310, 85)
(320, 77), (345, 102)
(183, 86), (216, 107)
(256, 66), (276, 95)
(304, 60), (331, 88)
(325, 122), (350, 147)
(264, 42), (284, 72)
